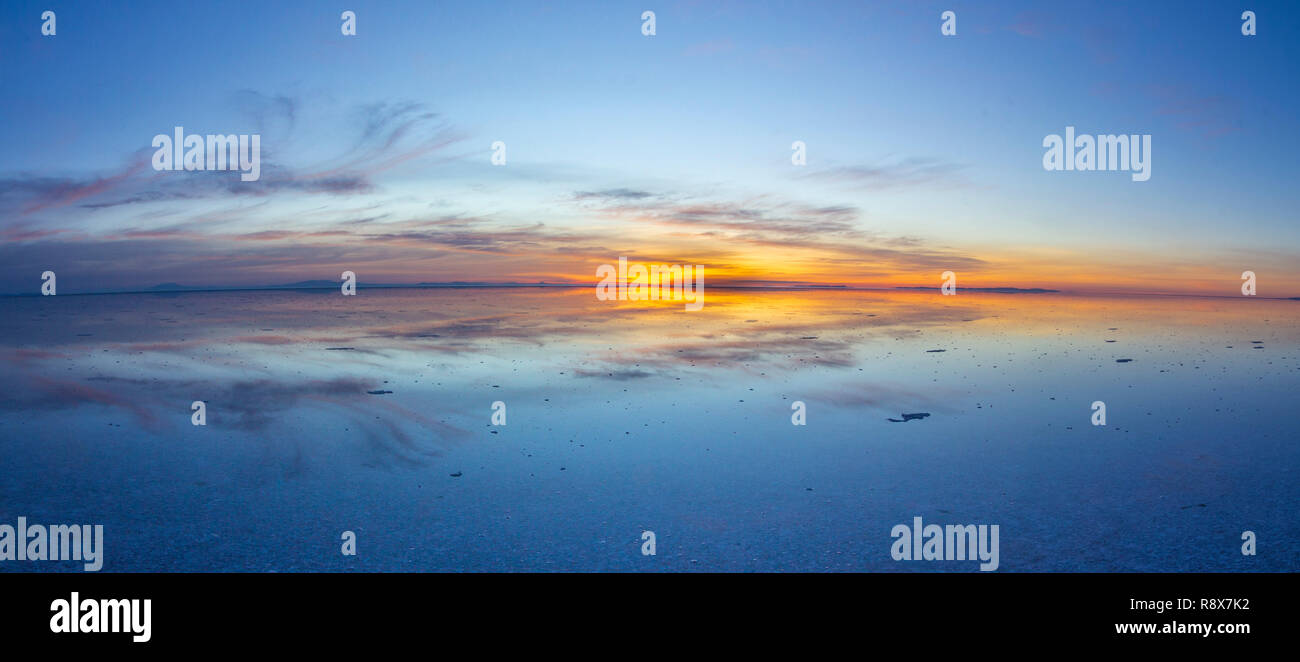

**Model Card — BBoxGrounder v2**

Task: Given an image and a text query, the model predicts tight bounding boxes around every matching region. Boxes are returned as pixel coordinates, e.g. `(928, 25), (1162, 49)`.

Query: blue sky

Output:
(1, 0), (1297, 294)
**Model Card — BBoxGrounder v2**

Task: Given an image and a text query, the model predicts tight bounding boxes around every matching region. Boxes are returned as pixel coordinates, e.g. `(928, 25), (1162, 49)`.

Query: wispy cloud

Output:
(683, 38), (735, 57)
(801, 158), (968, 192)
(0, 95), (463, 218)
(572, 188), (986, 275)
(1148, 86), (1242, 138)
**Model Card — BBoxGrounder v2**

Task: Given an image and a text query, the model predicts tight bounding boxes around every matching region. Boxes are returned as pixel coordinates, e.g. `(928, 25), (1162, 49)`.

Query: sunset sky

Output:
(1, 0), (1297, 296)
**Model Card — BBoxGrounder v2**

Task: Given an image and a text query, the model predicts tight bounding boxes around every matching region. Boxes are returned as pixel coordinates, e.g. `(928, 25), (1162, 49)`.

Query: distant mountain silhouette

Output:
(894, 286), (1059, 293)
(145, 280), (340, 291)
(273, 280), (340, 289)
(40, 281), (1080, 297)
(136, 280), (569, 293)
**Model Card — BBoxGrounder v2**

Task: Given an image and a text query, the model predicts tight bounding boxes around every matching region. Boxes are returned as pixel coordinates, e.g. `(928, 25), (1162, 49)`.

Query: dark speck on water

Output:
(450, 471), (462, 478)
(888, 412), (931, 423)
(1116, 358), (1133, 363)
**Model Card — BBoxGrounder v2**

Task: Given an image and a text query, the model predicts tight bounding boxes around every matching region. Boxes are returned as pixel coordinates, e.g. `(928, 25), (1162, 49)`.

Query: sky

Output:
(0, 0), (1297, 296)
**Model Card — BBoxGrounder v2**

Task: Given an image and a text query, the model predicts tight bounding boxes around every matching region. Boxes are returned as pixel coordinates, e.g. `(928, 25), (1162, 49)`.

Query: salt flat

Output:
(0, 287), (1295, 571)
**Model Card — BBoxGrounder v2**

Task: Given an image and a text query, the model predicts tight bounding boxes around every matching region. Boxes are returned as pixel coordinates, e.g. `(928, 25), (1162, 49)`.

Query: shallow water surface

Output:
(1, 288), (1296, 571)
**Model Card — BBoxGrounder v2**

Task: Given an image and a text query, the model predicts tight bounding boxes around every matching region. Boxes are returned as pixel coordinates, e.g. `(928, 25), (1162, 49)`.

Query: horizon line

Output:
(4, 281), (1298, 301)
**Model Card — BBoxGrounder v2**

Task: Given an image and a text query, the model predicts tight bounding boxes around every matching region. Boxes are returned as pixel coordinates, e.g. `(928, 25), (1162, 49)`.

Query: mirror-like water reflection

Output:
(2, 288), (1296, 570)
